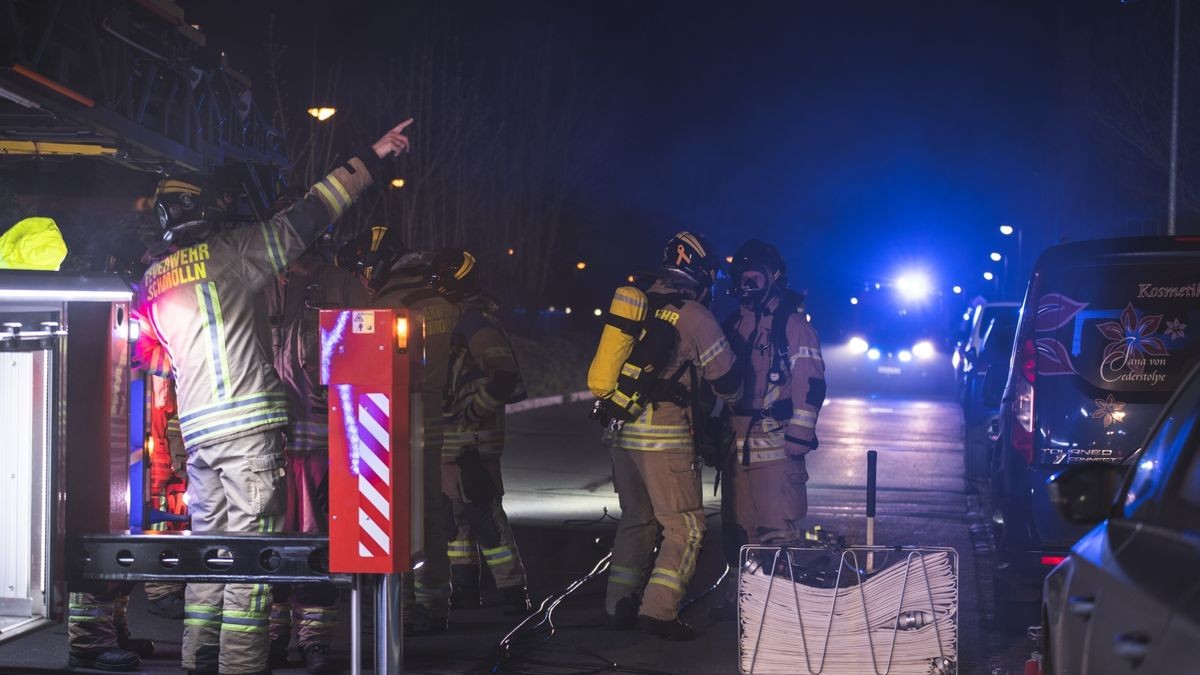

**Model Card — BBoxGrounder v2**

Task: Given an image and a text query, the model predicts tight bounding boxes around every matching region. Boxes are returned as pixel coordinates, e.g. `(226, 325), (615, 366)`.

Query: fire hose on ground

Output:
(738, 548), (957, 675)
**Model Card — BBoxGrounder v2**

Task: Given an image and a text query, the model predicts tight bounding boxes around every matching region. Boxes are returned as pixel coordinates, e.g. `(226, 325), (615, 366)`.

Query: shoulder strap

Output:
(646, 291), (685, 310)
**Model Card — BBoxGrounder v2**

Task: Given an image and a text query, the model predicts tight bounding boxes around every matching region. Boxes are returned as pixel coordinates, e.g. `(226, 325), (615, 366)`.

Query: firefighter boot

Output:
(606, 597), (637, 630)
(67, 648), (141, 672)
(636, 615), (695, 641)
(449, 565), (481, 610)
(115, 624), (156, 658)
(302, 642), (342, 674)
(269, 636), (291, 668)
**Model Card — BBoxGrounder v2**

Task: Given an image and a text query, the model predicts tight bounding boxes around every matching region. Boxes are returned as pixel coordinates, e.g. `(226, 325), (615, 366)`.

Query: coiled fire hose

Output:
(739, 550), (957, 675)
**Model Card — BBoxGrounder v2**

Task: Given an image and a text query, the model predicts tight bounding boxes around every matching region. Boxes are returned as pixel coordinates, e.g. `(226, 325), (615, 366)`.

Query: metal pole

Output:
(375, 573), (403, 674)
(350, 575), (362, 675)
(866, 450), (877, 573)
(1168, 0), (1181, 236)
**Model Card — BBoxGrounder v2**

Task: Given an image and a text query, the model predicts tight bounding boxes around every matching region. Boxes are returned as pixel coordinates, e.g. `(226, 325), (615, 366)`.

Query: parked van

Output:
(991, 237), (1200, 622)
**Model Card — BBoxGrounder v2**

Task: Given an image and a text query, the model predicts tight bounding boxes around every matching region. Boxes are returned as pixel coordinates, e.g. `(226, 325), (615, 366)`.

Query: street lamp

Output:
(389, 178), (406, 189)
(999, 224), (1014, 236)
(306, 107), (336, 121)
(952, 285), (962, 294)
(983, 271), (994, 281)
(575, 261), (587, 270)
(989, 252), (1002, 262)
(850, 296), (859, 305)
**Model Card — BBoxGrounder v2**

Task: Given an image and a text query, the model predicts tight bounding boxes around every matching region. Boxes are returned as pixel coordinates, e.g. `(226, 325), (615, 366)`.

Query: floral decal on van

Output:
(1092, 394), (1126, 427)
(1164, 318), (1187, 341)
(1034, 293), (1088, 376)
(1097, 303), (1167, 376)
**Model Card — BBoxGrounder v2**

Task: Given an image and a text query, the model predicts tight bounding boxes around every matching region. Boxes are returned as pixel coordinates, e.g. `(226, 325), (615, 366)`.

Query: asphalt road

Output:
(0, 348), (1034, 674)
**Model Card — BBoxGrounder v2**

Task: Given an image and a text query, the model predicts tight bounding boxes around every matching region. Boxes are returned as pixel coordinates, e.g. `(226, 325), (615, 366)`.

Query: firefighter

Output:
(336, 229), (458, 632)
(721, 239), (825, 565)
(430, 249), (531, 613)
(604, 232), (742, 641)
(266, 232), (367, 673)
(133, 119), (413, 675)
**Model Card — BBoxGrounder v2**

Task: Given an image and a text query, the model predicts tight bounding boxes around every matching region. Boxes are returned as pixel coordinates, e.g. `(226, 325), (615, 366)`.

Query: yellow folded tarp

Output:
(0, 217), (68, 271)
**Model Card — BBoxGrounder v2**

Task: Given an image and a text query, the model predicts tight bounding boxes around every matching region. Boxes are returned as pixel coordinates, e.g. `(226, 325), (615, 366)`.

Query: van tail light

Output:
(1040, 555), (1067, 567)
(1010, 338), (1036, 464)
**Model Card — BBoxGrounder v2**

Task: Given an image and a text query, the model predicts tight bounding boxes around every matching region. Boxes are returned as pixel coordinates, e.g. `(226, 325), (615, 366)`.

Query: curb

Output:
(505, 390), (591, 414)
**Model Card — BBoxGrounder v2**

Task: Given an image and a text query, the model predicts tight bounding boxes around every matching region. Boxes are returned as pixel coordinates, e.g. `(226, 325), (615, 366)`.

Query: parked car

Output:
(991, 237), (1200, 624)
(1041, 361), (1200, 674)
(962, 310), (1018, 480)
(955, 301), (1019, 395)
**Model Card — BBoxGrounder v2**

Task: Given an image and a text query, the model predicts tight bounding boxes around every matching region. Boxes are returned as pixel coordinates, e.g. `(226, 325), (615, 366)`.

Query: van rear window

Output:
(1035, 260), (1200, 394)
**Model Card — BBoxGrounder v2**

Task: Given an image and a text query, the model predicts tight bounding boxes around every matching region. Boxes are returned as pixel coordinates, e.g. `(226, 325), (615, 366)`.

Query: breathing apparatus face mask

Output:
(737, 266), (777, 307)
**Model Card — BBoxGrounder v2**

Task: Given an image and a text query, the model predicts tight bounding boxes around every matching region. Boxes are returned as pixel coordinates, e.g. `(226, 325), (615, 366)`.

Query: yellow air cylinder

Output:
(588, 285), (648, 398)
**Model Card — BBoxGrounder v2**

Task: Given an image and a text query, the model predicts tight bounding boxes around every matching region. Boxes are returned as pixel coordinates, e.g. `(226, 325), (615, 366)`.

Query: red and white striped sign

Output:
(355, 392), (391, 557)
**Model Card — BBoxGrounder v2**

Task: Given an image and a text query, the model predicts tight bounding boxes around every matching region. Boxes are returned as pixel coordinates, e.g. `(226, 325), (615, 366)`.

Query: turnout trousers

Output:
(403, 420), (452, 621)
(605, 447), (705, 622)
(270, 453), (338, 650)
(720, 456), (808, 564)
(442, 455), (526, 591)
(67, 583), (137, 652)
(182, 430), (286, 674)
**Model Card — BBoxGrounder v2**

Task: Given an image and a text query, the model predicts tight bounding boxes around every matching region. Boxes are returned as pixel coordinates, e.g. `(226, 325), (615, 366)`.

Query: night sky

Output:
(177, 0), (1194, 325)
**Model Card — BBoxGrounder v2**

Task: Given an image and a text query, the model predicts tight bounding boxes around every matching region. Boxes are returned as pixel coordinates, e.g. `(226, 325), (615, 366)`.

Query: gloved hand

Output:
(784, 433), (817, 459)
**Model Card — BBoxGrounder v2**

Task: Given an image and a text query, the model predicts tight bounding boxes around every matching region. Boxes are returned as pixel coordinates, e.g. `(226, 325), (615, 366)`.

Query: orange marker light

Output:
(395, 316), (409, 351)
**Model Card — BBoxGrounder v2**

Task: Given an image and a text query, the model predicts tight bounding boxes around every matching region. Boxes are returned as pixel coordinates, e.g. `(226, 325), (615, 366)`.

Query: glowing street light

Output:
(952, 285), (963, 294)
(390, 178), (406, 189)
(507, 247), (515, 256)
(307, 107), (337, 121)
(983, 271), (994, 281)
(1000, 224), (1014, 236)
(593, 308), (603, 317)
(575, 261), (587, 270)
(850, 296), (859, 305)
(565, 307), (572, 315)
(989, 252), (1002, 262)
(895, 272), (932, 301)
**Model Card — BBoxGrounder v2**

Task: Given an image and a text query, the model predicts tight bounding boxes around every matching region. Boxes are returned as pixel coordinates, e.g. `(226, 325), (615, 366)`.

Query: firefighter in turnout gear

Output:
(266, 238), (367, 673)
(603, 232), (742, 641)
(337, 228), (459, 632)
(431, 249), (531, 613)
(133, 119), (413, 675)
(721, 239), (825, 562)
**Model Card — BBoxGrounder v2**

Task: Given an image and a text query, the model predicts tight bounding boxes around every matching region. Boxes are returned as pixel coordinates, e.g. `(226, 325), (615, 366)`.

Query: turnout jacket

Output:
(268, 252), (368, 453)
(724, 292), (826, 464)
(615, 280), (742, 453)
(442, 294), (527, 458)
(136, 153), (380, 449)
(372, 275), (462, 456)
